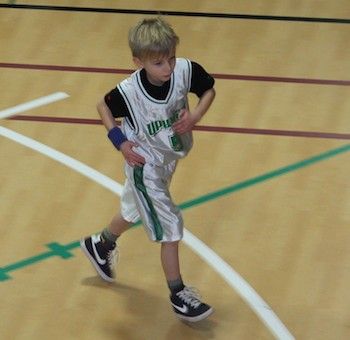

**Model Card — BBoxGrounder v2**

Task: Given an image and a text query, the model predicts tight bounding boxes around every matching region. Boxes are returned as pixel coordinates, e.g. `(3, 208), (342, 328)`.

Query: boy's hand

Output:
(172, 109), (200, 135)
(120, 141), (146, 167)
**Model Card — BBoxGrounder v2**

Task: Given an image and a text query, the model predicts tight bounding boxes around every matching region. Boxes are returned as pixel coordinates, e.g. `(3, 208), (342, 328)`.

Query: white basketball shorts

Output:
(120, 161), (184, 242)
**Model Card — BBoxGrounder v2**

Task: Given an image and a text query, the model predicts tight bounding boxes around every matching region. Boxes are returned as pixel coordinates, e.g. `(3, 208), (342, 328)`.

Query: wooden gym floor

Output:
(0, 1), (349, 339)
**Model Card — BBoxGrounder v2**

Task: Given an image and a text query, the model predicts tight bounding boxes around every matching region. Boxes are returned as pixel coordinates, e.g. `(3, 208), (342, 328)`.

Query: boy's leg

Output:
(162, 241), (213, 322)
(101, 213), (133, 243)
(124, 163), (213, 321)
(161, 241), (184, 291)
(80, 213), (132, 282)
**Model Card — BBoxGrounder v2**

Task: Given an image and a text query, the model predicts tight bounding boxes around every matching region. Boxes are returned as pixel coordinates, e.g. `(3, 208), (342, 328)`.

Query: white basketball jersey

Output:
(118, 58), (193, 166)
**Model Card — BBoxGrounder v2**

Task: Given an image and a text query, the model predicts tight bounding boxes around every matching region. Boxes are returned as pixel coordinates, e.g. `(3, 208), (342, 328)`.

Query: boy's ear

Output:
(133, 57), (144, 68)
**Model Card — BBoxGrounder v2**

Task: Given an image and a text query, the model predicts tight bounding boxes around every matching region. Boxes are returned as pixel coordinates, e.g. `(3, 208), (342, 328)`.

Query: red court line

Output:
(9, 115), (102, 125)
(211, 73), (350, 86)
(0, 62), (134, 75)
(1, 62), (349, 86)
(8, 115), (350, 140)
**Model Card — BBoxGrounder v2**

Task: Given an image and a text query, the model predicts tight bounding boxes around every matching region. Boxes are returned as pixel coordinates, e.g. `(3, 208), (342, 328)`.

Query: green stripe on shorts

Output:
(133, 166), (163, 241)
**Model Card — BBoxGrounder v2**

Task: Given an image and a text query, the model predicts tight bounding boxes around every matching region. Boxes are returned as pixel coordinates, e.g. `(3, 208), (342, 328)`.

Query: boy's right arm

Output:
(97, 99), (119, 131)
(97, 99), (145, 166)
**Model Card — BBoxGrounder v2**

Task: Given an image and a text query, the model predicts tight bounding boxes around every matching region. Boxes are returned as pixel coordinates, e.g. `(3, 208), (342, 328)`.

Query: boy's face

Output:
(134, 49), (176, 86)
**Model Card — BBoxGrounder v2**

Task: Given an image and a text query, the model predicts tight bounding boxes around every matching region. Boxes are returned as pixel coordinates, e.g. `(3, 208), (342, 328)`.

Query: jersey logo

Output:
(147, 110), (181, 136)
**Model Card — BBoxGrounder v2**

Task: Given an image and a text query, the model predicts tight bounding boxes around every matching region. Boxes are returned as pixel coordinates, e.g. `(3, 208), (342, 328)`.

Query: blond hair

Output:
(128, 17), (179, 60)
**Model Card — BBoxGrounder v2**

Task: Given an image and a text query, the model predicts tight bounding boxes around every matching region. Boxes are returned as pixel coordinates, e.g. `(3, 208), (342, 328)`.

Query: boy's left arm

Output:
(172, 87), (216, 135)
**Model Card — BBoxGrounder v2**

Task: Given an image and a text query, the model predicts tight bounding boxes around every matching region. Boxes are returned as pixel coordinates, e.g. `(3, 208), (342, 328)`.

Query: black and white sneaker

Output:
(80, 233), (118, 282)
(170, 287), (213, 322)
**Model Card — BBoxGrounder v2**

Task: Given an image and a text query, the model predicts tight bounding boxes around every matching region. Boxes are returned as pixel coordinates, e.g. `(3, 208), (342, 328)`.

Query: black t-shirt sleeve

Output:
(190, 61), (215, 97)
(104, 88), (129, 118)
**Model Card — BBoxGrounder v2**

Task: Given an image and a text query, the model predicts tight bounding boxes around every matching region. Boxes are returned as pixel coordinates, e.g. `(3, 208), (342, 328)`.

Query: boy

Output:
(81, 17), (216, 322)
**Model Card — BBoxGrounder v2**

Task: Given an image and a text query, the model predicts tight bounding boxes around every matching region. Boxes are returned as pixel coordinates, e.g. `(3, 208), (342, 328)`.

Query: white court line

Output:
(184, 231), (294, 340)
(0, 127), (123, 194)
(0, 126), (294, 340)
(0, 92), (69, 119)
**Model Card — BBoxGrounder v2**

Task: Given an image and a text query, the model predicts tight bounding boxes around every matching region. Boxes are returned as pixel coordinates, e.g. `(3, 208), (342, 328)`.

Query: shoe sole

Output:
(175, 307), (214, 323)
(80, 239), (115, 283)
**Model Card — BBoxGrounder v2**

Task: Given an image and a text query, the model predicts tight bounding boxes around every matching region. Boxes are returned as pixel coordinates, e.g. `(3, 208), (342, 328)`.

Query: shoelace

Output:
(176, 287), (202, 308)
(106, 246), (119, 268)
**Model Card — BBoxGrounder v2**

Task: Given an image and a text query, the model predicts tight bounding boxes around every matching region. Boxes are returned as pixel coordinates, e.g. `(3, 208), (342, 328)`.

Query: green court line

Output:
(180, 143), (350, 209)
(1, 143), (349, 281)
